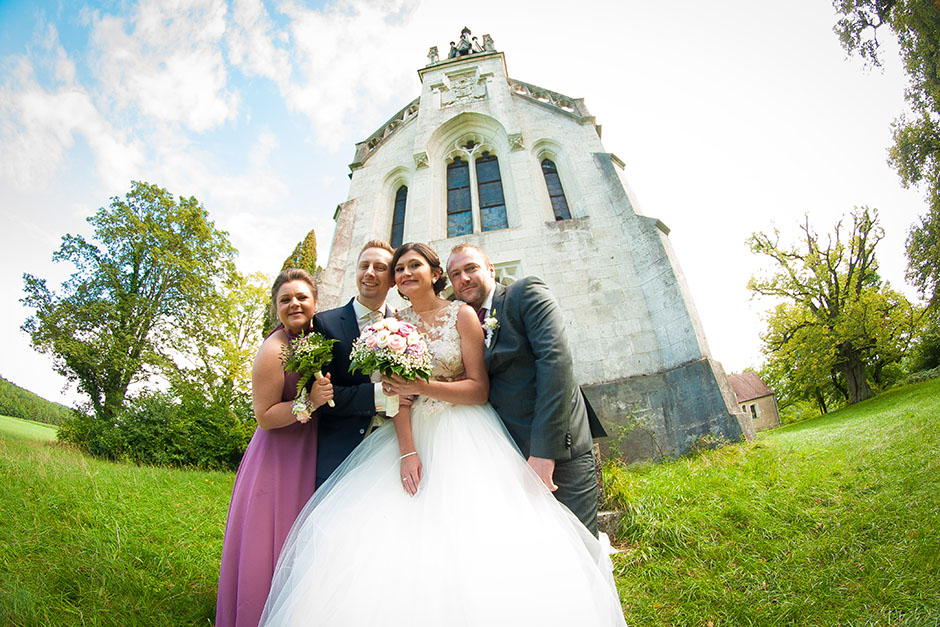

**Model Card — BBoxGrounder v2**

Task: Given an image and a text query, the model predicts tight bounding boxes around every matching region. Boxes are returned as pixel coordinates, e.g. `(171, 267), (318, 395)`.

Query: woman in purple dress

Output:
(215, 269), (334, 627)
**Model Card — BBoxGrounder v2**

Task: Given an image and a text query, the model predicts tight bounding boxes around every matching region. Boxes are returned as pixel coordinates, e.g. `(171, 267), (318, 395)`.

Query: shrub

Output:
(57, 385), (255, 470)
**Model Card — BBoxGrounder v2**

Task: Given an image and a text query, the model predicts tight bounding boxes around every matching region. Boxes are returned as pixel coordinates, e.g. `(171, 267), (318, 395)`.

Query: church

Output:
(317, 28), (751, 460)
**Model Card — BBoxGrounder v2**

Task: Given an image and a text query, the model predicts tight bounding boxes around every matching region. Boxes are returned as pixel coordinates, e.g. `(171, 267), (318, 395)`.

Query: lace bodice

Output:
(397, 300), (465, 382)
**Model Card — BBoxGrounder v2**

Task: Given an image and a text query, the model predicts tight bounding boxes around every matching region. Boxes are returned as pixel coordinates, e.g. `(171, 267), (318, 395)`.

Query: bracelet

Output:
(400, 451), (418, 460)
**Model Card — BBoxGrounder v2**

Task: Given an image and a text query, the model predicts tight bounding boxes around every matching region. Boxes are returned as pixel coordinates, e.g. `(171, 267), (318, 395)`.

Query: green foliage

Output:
(905, 311), (940, 371)
(833, 0), (940, 309)
(605, 377), (940, 626)
(0, 375), (72, 426)
(281, 228), (319, 274)
(748, 208), (917, 407)
(57, 384), (255, 471)
(281, 331), (337, 399)
(21, 181), (236, 425)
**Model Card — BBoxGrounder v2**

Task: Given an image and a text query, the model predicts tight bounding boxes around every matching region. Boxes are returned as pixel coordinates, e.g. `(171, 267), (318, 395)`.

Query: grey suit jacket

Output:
(483, 277), (593, 460)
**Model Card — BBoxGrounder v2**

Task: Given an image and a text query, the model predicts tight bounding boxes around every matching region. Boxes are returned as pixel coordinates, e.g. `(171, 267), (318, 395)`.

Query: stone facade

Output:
(318, 36), (751, 461)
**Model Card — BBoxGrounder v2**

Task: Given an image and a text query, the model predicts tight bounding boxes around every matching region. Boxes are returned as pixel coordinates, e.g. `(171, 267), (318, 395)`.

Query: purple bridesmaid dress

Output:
(215, 327), (319, 627)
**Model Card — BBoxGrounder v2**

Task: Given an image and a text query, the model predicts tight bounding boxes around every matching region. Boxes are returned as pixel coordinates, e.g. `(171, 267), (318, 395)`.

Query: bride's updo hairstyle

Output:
(269, 268), (318, 316)
(391, 242), (448, 298)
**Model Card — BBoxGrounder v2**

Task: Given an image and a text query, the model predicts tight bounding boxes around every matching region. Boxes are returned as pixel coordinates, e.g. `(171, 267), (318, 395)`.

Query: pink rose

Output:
(398, 322), (416, 335)
(406, 342), (427, 357)
(387, 334), (407, 353)
(365, 334), (378, 349)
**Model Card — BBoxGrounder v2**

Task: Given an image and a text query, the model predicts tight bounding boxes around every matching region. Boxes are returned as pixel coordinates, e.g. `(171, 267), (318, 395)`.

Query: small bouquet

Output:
(281, 331), (337, 420)
(348, 318), (433, 417)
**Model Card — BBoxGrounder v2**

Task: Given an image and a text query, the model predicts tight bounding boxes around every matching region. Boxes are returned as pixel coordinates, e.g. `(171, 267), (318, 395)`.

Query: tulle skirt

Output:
(260, 400), (627, 626)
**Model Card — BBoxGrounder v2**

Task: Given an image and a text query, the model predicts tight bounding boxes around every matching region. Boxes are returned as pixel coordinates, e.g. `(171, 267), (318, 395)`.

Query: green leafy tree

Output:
(264, 227), (320, 335)
(748, 207), (917, 406)
(21, 181), (236, 425)
(281, 228), (319, 274)
(833, 0), (940, 308)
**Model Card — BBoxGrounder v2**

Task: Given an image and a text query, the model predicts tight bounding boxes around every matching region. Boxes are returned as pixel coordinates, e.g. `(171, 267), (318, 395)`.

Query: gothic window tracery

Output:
(476, 152), (508, 231)
(390, 185), (407, 247)
(540, 158), (571, 220)
(445, 136), (509, 237)
(446, 157), (472, 237)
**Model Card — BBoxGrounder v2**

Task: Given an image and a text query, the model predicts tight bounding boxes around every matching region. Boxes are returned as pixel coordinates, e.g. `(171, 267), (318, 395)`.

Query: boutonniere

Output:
(483, 310), (499, 348)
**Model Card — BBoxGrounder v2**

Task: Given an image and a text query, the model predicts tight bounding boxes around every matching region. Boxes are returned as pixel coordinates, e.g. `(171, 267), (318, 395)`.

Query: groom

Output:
(312, 239), (395, 488)
(446, 244), (600, 535)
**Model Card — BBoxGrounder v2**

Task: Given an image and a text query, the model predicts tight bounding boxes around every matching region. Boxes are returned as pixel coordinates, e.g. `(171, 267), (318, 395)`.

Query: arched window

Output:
(390, 185), (407, 247)
(540, 158), (571, 220)
(476, 152), (508, 231)
(447, 157), (472, 237)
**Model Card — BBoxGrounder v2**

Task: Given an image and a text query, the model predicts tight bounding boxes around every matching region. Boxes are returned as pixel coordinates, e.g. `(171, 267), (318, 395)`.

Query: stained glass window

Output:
(476, 152), (508, 231)
(447, 157), (473, 237)
(541, 159), (571, 220)
(390, 185), (407, 248)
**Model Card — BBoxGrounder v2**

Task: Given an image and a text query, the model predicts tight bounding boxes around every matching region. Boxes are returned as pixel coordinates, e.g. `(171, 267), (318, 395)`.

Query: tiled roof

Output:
(728, 371), (774, 403)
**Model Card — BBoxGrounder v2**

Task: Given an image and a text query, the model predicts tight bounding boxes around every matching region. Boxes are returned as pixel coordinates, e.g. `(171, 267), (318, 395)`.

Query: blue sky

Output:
(0, 0), (927, 406)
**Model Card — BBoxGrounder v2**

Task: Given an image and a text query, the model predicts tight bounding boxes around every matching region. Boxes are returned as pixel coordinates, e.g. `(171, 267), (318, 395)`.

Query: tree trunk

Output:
(813, 388), (828, 415)
(838, 351), (873, 404)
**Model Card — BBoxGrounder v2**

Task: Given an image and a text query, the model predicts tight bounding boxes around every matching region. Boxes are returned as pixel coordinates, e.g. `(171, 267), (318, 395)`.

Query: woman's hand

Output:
(382, 374), (426, 397)
(400, 452), (422, 496)
(310, 373), (333, 409)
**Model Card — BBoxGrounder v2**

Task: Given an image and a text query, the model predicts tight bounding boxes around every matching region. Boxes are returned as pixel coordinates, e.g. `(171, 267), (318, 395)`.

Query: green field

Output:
(0, 415), (57, 442)
(1, 378), (939, 626)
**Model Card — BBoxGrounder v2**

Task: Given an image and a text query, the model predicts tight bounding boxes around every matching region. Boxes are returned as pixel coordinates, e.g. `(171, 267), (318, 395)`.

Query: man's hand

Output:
(527, 456), (557, 492)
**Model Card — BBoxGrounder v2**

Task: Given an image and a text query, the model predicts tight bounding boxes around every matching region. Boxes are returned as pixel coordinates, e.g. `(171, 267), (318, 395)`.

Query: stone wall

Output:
(317, 48), (753, 461)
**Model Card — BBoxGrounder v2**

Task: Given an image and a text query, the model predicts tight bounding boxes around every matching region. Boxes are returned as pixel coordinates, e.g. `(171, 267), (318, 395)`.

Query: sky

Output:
(0, 0), (927, 407)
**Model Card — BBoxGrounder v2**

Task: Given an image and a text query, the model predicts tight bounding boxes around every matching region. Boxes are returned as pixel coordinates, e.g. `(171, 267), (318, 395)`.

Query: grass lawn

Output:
(0, 415), (57, 442)
(0, 415), (234, 626)
(606, 377), (940, 626)
(1, 377), (939, 626)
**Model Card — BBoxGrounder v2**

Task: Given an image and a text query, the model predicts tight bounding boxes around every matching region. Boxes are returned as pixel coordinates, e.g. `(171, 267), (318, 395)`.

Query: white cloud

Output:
(89, 0), (238, 132)
(227, 0), (292, 85)
(0, 51), (144, 191)
(279, 0), (420, 150)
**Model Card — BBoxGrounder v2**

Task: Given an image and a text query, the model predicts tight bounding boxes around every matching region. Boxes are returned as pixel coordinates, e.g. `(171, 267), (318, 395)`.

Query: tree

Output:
(264, 227), (319, 334)
(833, 0), (940, 308)
(21, 181), (236, 424)
(281, 227), (319, 274)
(748, 207), (917, 405)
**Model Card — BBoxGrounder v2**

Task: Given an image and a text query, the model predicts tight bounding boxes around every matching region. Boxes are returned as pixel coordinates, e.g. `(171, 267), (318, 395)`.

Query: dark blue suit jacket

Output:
(312, 298), (390, 486)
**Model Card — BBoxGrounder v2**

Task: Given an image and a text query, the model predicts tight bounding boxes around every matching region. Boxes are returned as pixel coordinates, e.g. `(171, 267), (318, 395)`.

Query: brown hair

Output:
(358, 239), (394, 258)
(270, 268), (317, 316)
(391, 242), (448, 297)
(448, 242), (492, 266)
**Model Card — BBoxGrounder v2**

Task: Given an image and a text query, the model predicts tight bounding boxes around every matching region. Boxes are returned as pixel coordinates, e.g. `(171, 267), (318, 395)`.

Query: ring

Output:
(402, 477), (408, 482)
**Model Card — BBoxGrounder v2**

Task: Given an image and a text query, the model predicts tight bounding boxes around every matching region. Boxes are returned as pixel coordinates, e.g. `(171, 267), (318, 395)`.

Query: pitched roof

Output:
(728, 372), (774, 403)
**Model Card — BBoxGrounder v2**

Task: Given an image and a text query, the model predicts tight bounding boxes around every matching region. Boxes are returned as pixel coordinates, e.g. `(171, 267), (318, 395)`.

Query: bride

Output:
(260, 242), (627, 626)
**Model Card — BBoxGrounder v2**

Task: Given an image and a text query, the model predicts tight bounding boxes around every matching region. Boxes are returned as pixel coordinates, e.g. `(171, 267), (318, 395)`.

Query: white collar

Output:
(352, 297), (385, 320)
(481, 283), (496, 312)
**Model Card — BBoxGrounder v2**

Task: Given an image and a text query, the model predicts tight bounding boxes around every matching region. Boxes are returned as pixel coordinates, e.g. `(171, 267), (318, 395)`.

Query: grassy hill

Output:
(0, 375), (73, 426)
(1, 377), (938, 626)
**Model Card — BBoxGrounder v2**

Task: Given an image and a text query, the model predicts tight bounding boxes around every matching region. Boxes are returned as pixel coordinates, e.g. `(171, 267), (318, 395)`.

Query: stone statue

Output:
(448, 41), (457, 59)
(471, 36), (483, 54)
(456, 26), (473, 56)
(427, 46), (439, 65)
(482, 34), (495, 52)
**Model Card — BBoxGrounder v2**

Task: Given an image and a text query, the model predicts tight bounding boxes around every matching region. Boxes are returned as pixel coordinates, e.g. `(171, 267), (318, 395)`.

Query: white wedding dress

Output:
(260, 301), (627, 626)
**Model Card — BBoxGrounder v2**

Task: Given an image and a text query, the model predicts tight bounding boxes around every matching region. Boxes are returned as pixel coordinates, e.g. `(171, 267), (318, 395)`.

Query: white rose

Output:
(385, 318), (401, 333)
(375, 329), (392, 348)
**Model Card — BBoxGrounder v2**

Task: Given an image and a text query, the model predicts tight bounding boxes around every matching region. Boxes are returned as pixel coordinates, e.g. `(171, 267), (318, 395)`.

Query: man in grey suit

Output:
(446, 243), (599, 535)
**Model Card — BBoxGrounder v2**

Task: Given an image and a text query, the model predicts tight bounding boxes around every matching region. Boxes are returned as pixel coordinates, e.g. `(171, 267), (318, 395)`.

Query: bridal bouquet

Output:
(348, 318), (433, 417)
(281, 331), (337, 420)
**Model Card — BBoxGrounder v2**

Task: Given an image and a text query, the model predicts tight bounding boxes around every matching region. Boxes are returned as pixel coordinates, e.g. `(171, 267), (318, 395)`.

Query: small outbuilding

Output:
(728, 372), (781, 431)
